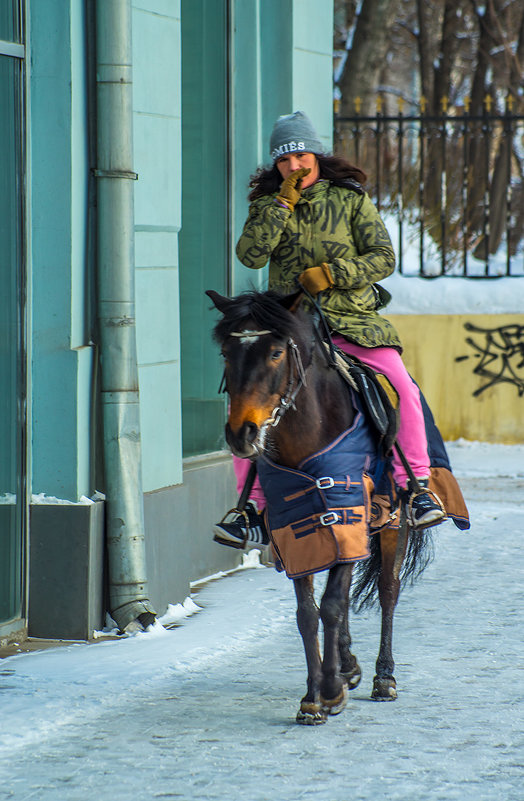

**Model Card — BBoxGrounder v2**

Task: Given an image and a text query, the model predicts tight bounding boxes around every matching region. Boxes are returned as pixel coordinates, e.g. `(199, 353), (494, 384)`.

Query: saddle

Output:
(325, 343), (400, 457)
(322, 342), (469, 535)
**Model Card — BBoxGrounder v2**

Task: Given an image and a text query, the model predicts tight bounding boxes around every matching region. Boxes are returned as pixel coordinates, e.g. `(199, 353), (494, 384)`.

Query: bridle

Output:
(220, 329), (309, 430)
(264, 337), (308, 429)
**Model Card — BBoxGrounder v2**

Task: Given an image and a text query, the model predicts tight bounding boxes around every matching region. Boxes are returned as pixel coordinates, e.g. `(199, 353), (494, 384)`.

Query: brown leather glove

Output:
(298, 263), (334, 295)
(275, 167), (311, 211)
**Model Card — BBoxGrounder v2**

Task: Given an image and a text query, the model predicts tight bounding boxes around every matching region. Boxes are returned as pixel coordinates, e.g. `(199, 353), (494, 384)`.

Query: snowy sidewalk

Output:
(0, 442), (523, 801)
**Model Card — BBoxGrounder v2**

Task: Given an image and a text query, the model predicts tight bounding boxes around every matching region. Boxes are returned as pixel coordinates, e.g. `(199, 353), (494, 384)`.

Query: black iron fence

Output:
(335, 107), (524, 278)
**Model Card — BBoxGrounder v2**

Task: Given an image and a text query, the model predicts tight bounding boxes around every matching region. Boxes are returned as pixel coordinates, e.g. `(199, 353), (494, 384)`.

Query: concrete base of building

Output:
(28, 501), (105, 640)
(144, 450), (242, 617)
(26, 452), (244, 640)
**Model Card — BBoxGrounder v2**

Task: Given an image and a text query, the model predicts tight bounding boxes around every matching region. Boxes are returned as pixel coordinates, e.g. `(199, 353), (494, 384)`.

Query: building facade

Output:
(0, 0), (334, 641)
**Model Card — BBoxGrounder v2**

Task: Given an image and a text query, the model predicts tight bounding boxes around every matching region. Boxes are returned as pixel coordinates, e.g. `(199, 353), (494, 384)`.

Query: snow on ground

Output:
(0, 441), (522, 800)
(446, 438), (524, 479)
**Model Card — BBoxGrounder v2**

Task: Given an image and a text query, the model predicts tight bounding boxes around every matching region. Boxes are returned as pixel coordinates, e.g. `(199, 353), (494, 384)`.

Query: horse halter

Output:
(220, 329), (309, 430)
(263, 338), (308, 429)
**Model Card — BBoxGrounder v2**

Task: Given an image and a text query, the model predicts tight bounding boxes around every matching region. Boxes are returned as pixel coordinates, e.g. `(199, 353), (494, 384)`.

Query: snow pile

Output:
(31, 492), (105, 505)
(157, 596), (203, 626)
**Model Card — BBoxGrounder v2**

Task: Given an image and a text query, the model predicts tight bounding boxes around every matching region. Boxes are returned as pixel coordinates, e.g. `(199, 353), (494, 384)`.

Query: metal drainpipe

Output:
(95, 0), (156, 631)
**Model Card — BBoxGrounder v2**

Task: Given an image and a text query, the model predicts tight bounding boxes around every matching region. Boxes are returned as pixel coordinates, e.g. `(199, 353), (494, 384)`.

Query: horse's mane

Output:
(211, 290), (303, 343)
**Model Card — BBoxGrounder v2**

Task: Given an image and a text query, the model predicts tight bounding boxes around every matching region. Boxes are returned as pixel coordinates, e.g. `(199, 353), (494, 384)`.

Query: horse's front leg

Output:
(372, 526), (406, 701)
(337, 565), (361, 689)
(319, 564), (353, 715)
(294, 576), (325, 725)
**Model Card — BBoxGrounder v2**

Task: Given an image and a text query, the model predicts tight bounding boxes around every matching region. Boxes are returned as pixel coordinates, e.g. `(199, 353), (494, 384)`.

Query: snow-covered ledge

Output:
(382, 272), (523, 316)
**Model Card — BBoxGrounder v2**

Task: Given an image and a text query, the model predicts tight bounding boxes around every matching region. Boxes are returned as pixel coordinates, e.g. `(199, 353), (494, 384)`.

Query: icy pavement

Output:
(1, 443), (523, 801)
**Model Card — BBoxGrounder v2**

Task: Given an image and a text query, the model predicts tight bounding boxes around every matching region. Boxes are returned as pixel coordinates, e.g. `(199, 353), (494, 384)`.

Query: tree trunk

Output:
(421, 0), (464, 248)
(338, 0), (398, 118)
(416, 0), (433, 105)
(475, 6), (524, 258)
(466, 0), (503, 254)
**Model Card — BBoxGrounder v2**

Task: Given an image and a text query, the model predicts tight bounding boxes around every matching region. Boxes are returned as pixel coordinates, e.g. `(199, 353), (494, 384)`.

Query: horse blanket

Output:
(256, 390), (470, 579)
(257, 397), (377, 579)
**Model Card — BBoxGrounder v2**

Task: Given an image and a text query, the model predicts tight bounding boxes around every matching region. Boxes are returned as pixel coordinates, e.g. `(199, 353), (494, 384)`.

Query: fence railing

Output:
(335, 109), (524, 278)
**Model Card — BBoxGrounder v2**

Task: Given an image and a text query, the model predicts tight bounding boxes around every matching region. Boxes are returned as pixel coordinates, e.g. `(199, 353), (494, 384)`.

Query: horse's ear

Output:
(279, 290), (304, 314)
(206, 289), (233, 314)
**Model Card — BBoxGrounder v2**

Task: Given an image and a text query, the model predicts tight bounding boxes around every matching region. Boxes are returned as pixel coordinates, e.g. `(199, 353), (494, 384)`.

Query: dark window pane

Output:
(0, 1), (21, 44)
(0, 54), (24, 624)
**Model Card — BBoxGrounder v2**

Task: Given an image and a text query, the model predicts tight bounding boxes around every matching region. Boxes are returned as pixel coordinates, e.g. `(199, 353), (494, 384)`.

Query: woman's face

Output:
(275, 152), (319, 188)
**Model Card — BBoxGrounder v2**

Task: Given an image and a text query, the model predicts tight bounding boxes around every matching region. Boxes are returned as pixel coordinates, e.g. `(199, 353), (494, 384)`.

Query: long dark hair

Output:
(248, 153), (367, 201)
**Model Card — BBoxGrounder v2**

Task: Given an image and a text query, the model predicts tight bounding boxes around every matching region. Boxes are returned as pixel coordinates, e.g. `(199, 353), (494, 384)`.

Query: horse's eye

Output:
(271, 349), (284, 361)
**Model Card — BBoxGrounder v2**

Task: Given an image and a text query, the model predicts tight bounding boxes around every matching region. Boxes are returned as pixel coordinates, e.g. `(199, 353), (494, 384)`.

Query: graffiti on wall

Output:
(455, 322), (524, 397)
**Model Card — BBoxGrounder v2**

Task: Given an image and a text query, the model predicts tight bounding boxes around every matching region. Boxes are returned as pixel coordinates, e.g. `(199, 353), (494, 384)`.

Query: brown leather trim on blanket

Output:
(428, 466), (470, 529)
(269, 466), (470, 579)
(369, 466), (470, 533)
(269, 510), (371, 579)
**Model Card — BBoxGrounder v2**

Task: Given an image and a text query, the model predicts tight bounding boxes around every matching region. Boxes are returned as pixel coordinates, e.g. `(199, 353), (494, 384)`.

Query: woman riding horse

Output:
(208, 286), (454, 722)
(213, 110), (444, 548)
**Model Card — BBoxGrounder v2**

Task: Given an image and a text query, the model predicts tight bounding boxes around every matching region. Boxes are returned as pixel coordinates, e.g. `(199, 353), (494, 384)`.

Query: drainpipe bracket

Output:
(93, 168), (138, 180)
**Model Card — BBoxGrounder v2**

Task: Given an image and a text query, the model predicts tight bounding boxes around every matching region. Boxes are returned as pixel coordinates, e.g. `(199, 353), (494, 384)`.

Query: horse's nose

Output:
(226, 421), (258, 456)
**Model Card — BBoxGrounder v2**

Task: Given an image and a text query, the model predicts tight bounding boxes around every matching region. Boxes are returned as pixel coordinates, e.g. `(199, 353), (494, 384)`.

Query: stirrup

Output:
(406, 486), (446, 530)
(213, 506), (251, 549)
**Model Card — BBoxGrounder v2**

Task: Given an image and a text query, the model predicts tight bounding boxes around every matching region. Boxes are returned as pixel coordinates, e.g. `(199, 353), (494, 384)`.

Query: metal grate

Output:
(336, 108), (524, 278)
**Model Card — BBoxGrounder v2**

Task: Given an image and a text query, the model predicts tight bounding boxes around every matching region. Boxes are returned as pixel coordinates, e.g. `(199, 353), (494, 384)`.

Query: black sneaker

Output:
(406, 480), (446, 529)
(212, 502), (269, 549)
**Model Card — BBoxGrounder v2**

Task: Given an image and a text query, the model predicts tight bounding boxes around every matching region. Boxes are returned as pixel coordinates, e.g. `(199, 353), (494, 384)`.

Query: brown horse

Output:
(207, 288), (432, 725)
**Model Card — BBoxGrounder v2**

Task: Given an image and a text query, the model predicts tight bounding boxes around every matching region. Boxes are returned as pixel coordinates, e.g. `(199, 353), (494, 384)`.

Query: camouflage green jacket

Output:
(235, 180), (402, 349)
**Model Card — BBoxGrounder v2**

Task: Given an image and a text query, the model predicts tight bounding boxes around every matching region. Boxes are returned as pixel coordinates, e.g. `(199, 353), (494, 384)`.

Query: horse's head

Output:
(207, 289), (310, 458)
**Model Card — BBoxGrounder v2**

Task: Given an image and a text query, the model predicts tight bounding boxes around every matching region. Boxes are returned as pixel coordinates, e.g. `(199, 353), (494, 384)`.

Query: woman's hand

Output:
(297, 263), (334, 295)
(275, 167), (311, 211)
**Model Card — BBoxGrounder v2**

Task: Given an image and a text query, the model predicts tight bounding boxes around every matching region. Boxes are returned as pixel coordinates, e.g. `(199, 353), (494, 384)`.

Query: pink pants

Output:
(233, 339), (430, 510)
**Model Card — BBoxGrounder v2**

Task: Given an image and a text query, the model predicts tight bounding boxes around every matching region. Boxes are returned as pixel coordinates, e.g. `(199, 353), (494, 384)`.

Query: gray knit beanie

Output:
(269, 111), (323, 162)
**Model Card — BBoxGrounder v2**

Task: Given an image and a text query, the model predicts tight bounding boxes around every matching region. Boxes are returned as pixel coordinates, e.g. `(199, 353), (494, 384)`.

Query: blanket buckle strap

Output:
(319, 511), (340, 526)
(316, 476), (335, 489)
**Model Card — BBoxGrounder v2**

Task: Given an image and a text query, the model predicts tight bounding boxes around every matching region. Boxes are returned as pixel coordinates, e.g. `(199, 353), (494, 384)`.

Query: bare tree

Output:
(334, 0), (524, 267)
(473, 2), (524, 256)
(337, 0), (399, 117)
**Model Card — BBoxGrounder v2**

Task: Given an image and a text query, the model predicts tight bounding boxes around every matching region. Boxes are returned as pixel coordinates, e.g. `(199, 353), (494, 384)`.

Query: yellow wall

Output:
(388, 314), (524, 444)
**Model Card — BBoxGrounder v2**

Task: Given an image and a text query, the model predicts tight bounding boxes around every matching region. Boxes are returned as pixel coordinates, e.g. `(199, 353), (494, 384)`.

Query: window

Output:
(179, 0), (230, 457)
(0, 3), (27, 630)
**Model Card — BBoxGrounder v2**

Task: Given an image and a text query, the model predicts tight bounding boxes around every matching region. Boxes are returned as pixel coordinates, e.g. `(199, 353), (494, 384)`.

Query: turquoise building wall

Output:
(292, 3), (334, 150)
(230, 0), (333, 292)
(30, 0), (94, 501)
(22, 0), (334, 638)
(132, 0), (183, 491)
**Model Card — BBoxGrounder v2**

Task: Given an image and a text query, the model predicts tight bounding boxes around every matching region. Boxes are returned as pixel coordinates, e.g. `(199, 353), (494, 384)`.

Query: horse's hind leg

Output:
(338, 569), (361, 690)
(319, 564), (353, 715)
(294, 576), (325, 725)
(372, 527), (406, 701)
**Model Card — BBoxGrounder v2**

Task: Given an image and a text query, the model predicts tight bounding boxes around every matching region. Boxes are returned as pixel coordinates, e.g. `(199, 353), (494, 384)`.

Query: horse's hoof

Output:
(341, 663), (362, 690)
(296, 702), (327, 725)
(320, 683), (349, 716)
(371, 676), (397, 701)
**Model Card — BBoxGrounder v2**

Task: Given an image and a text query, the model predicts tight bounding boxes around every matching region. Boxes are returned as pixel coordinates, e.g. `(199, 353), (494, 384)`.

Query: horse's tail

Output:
(351, 528), (434, 612)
